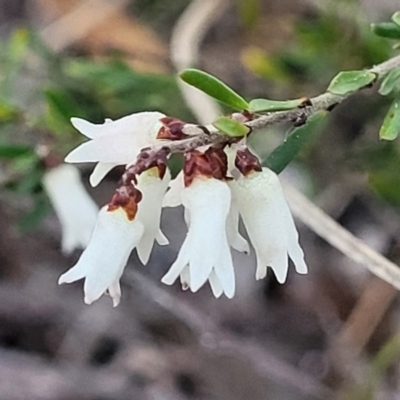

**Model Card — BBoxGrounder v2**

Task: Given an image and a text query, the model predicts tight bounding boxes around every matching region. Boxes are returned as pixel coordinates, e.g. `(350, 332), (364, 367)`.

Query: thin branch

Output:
(283, 182), (400, 290)
(152, 53), (400, 156)
(248, 53), (400, 130)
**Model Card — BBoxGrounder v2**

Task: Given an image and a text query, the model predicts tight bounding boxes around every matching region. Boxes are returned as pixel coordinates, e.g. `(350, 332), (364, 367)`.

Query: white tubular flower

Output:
(135, 168), (171, 265)
(229, 167), (308, 283)
(226, 203), (249, 253)
(162, 177), (235, 298)
(163, 171), (249, 253)
(42, 164), (98, 254)
(162, 171), (184, 208)
(65, 112), (165, 186)
(58, 206), (144, 306)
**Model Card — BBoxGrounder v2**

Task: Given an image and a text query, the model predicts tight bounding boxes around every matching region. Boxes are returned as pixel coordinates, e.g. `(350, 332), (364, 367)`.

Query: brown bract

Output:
(183, 146), (228, 186)
(235, 148), (262, 176)
(108, 185), (142, 221)
(157, 117), (188, 140)
(124, 148), (169, 181)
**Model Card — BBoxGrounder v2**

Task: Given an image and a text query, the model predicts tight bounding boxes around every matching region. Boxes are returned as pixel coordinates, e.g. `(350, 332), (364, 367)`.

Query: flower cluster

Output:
(56, 112), (307, 306)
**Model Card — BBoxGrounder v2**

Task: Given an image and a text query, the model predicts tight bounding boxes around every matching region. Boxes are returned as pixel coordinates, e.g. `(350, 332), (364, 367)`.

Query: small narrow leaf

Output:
(391, 11), (400, 27)
(179, 69), (249, 110)
(379, 68), (400, 96)
(212, 116), (250, 137)
(379, 96), (400, 140)
(249, 98), (307, 112)
(0, 145), (32, 159)
(371, 22), (400, 39)
(327, 71), (376, 96)
(263, 111), (327, 174)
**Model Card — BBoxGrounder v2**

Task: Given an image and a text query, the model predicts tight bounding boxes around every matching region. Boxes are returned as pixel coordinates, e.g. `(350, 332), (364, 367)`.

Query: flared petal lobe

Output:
(226, 203), (249, 253)
(162, 171), (184, 208)
(65, 112), (165, 186)
(135, 168), (171, 264)
(42, 164), (99, 254)
(162, 177), (235, 298)
(229, 168), (307, 283)
(58, 206), (144, 306)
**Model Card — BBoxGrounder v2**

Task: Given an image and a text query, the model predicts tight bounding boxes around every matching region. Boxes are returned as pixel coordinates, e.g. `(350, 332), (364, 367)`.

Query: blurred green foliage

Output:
(0, 28), (190, 230)
(243, 9), (392, 91)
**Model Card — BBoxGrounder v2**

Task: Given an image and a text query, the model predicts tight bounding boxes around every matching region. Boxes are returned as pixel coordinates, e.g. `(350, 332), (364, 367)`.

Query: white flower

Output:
(58, 206), (144, 306)
(163, 171), (184, 208)
(229, 167), (308, 283)
(226, 203), (250, 253)
(162, 177), (235, 298)
(65, 112), (165, 186)
(135, 168), (171, 264)
(163, 171), (249, 253)
(42, 164), (98, 254)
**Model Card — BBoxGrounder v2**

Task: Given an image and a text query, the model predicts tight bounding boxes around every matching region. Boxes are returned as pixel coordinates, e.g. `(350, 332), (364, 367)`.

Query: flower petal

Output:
(226, 203), (249, 253)
(89, 162), (118, 187)
(163, 171), (184, 208)
(163, 177), (233, 295)
(136, 168), (170, 264)
(156, 229), (169, 245)
(214, 239), (235, 298)
(59, 206), (144, 305)
(43, 164), (99, 254)
(230, 168), (305, 283)
(66, 112), (165, 166)
(208, 270), (223, 298)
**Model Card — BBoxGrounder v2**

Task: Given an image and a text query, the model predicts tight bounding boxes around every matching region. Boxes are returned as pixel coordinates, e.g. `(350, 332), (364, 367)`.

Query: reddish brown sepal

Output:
(108, 186), (142, 221)
(235, 148), (262, 176)
(242, 110), (255, 121)
(157, 117), (188, 140)
(298, 97), (312, 108)
(124, 147), (169, 180)
(183, 146), (228, 186)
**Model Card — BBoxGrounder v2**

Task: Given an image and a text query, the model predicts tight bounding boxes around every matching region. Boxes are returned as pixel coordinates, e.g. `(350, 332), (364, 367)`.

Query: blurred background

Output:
(1, 0), (400, 399)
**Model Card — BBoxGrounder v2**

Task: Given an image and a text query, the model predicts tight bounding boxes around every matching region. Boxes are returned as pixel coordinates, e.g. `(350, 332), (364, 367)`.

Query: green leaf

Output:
(263, 111), (327, 174)
(327, 70), (376, 95)
(391, 11), (400, 27)
(179, 69), (249, 111)
(249, 98), (307, 112)
(371, 22), (400, 39)
(0, 144), (32, 159)
(379, 68), (400, 95)
(379, 96), (400, 140)
(0, 103), (20, 122)
(212, 116), (250, 137)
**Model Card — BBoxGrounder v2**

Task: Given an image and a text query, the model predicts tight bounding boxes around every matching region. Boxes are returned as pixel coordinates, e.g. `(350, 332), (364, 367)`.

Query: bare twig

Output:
(149, 53), (400, 158)
(283, 183), (400, 291)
